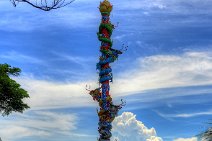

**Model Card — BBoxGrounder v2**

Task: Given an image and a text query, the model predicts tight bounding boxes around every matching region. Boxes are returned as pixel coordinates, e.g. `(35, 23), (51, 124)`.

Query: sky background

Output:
(0, 0), (212, 141)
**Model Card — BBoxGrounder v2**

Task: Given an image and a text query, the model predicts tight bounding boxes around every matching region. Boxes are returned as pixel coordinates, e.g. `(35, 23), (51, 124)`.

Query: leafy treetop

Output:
(0, 63), (29, 116)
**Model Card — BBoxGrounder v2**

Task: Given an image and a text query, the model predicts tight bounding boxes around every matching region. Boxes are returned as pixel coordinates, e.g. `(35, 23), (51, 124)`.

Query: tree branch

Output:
(10, 0), (75, 11)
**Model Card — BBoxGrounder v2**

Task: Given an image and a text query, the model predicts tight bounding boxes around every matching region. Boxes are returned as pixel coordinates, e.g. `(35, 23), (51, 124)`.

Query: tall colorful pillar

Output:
(88, 0), (125, 140)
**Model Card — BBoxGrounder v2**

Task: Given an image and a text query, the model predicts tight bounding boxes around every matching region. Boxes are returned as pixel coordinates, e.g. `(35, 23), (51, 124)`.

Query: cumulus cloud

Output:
(174, 137), (198, 141)
(111, 112), (163, 141)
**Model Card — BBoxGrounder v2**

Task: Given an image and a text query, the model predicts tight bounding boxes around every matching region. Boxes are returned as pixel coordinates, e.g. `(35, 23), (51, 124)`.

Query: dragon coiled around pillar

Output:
(87, 0), (126, 141)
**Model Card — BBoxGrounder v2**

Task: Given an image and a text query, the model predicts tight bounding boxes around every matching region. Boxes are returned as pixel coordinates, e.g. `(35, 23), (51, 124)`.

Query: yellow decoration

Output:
(99, 0), (113, 13)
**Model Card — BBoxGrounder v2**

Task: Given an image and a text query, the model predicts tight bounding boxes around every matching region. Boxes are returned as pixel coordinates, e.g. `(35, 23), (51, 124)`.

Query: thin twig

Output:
(11, 0), (75, 11)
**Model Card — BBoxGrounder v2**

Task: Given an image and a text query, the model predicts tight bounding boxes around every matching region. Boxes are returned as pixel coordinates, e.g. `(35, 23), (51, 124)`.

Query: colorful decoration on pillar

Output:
(87, 0), (126, 141)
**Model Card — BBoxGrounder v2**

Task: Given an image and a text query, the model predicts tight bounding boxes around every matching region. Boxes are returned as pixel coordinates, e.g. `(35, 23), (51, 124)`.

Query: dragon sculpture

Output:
(87, 0), (126, 141)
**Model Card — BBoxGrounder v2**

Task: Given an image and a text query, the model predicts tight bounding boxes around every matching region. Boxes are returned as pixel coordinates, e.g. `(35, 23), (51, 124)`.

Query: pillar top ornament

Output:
(99, 0), (113, 14)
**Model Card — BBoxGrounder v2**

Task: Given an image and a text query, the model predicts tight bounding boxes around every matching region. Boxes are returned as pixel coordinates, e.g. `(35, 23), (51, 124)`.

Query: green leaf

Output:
(0, 63), (30, 116)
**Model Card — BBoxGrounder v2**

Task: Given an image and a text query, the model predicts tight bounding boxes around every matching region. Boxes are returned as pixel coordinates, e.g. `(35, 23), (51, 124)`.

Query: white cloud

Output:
(0, 126), (49, 140)
(14, 76), (97, 110)
(0, 51), (42, 64)
(1, 0), (211, 32)
(112, 0), (212, 14)
(155, 110), (212, 120)
(172, 110), (212, 118)
(174, 137), (198, 141)
(0, 0), (98, 32)
(113, 0), (166, 10)
(0, 111), (77, 141)
(7, 51), (212, 110)
(111, 112), (163, 141)
(111, 51), (212, 97)
(51, 51), (96, 67)
(0, 14), (36, 32)
(113, 33), (134, 41)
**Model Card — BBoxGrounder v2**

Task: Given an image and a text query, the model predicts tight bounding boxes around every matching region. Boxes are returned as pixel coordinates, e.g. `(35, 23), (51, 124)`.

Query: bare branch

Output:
(10, 0), (75, 11)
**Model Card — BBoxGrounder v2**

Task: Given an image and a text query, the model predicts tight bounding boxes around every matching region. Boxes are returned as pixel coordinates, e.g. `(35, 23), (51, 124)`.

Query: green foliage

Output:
(0, 63), (30, 116)
(199, 127), (212, 141)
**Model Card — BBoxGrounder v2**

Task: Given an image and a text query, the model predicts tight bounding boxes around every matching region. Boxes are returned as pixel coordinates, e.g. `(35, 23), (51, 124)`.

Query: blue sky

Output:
(0, 0), (212, 141)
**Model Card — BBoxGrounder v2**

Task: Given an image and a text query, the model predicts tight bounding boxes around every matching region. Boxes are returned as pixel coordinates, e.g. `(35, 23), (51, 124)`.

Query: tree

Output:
(201, 128), (212, 141)
(0, 63), (29, 116)
(199, 122), (212, 141)
(10, 0), (75, 11)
